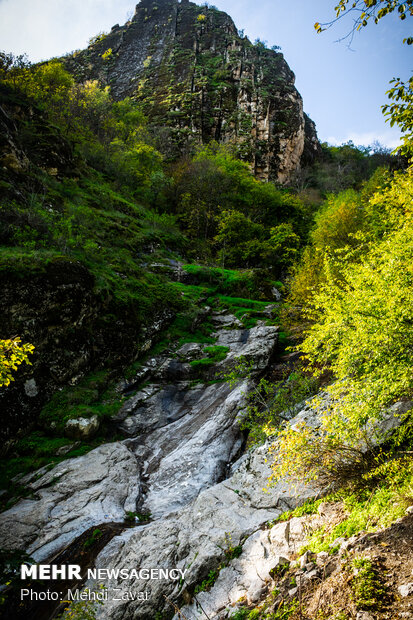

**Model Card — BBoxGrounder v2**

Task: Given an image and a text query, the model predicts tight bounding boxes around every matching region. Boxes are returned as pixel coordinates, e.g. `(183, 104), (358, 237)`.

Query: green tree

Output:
(214, 209), (266, 267)
(274, 169), (413, 487)
(266, 223), (300, 267)
(286, 166), (394, 315)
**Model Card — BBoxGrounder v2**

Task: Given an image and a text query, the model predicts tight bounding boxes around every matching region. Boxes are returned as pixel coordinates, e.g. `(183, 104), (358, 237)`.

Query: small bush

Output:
(351, 557), (386, 610)
(194, 569), (219, 593)
(83, 528), (103, 549)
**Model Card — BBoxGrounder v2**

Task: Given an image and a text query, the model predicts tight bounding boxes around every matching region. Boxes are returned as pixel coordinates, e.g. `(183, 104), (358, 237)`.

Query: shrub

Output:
(0, 338), (34, 387)
(351, 557), (387, 610)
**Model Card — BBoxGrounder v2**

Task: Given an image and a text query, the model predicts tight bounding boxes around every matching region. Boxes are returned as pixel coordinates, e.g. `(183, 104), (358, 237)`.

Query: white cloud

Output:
(0, 0), (133, 62)
(325, 131), (402, 150)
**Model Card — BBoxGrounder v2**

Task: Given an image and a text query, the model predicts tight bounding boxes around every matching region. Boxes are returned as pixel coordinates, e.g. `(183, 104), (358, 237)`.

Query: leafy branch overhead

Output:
(315, 1), (413, 43)
(315, 1), (413, 156)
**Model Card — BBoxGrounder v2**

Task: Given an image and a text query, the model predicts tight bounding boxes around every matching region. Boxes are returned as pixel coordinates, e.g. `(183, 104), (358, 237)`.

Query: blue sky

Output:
(0, 0), (411, 149)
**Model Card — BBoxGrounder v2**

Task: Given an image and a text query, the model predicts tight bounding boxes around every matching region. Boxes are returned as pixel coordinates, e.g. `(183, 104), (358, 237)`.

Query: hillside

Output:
(0, 1), (413, 619)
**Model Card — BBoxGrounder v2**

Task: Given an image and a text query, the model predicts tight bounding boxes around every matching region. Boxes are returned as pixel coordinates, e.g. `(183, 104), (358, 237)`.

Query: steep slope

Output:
(0, 84), (182, 446)
(64, 0), (320, 183)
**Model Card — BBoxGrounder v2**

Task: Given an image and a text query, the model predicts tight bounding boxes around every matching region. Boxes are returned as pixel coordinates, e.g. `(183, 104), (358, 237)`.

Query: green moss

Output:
(204, 294), (278, 328)
(145, 311), (217, 358)
(14, 433), (73, 457)
(39, 370), (123, 432)
(124, 511), (151, 524)
(190, 345), (230, 368)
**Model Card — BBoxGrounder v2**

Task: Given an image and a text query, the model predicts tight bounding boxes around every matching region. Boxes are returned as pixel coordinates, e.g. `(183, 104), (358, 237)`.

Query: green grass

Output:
(124, 511), (151, 524)
(0, 367), (128, 509)
(172, 281), (215, 300)
(351, 557), (386, 611)
(183, 265), (256, 297)
(274, 497), (330, 523)
(300, 458), (413, 555)
(144, 312), (217, 358)
(39, 370), (123, 432)
(182, 264), (283, 303)
(207, 294), (278, 328)
(190, 345), (230, 368)
(1, 169), (184, 319)
(194, 569), (220, 594)
(230, 600), (298, 619)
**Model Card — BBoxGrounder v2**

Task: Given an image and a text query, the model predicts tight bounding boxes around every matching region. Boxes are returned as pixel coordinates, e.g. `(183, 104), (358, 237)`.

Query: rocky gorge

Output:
(1, 289), (408, 619)
(0, 304), (304, 619)
(1, 0), (412, 618)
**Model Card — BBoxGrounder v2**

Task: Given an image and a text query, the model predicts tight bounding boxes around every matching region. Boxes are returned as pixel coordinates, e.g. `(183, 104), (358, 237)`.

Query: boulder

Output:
(65, 415), (100, 440)
(399, 583), (413, 597)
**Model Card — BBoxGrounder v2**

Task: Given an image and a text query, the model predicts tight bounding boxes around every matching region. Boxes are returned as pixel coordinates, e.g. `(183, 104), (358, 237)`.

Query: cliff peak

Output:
(65, 1), (320, 182)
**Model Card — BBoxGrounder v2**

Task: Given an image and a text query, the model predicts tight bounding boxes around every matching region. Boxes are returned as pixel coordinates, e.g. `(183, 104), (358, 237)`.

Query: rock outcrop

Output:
(2, 301), (405, 619)
(0, 443), (141, 561)
(64, 0), (321, 183)
(0, 317), (279, 563)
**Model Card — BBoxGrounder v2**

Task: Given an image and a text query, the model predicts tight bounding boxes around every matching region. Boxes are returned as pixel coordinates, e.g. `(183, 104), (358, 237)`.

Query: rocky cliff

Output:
(64, 0), (320, 183)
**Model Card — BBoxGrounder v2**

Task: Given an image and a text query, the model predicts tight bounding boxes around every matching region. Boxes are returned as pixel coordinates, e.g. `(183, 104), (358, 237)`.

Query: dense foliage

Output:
(169, 142), (312, 269)
(294, 141), (396, 195)
(273, 165), (413, 487)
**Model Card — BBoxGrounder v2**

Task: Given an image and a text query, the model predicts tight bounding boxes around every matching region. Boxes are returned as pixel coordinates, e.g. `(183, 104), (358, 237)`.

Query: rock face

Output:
(0, 254), (175, 447)
(0, 318), (279, 563)
(88, 436), (315, 620)
(65, 0), (321, 182)
(0, 443), (141, 561)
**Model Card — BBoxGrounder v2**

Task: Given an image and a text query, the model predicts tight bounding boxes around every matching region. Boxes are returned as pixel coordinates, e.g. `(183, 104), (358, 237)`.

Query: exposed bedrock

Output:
(0, 319), (278, 564)
(0, 308), (407, 619)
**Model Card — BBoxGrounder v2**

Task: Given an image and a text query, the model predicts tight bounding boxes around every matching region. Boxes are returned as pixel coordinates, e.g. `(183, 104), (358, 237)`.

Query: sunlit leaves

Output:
(383, 77), (413, 156)
(274, 167), (413, 485)
(0, 338), (34, 387)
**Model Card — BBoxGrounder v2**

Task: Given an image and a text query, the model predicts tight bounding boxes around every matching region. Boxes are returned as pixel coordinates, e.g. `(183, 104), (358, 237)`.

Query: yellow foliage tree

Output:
(0, 338), (34, 387)
(273, 167), (413, 489)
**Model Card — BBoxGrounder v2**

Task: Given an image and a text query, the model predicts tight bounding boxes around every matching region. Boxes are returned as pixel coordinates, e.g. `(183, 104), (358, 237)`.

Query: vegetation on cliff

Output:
(62, 0), (320, 182)
(0, 2), (412, 620)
